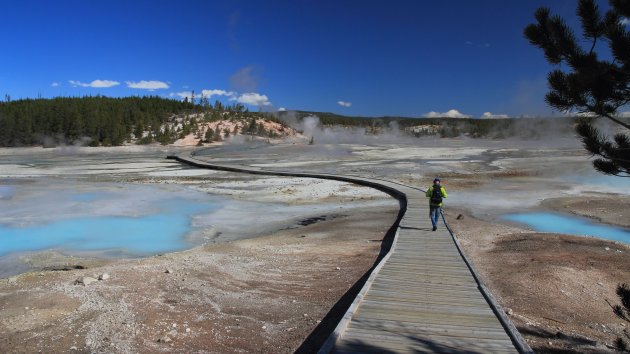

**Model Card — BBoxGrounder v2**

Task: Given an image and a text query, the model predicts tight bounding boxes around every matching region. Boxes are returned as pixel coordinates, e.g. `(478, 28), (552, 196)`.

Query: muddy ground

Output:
(448, 196), (630, 353)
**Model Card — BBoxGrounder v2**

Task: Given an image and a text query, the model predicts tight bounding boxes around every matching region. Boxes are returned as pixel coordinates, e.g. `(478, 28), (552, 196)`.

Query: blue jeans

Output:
(430, 205), (442, 228)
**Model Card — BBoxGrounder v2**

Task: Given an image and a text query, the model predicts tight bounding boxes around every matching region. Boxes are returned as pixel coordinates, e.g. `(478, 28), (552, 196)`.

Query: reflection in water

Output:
(504, 212), (630, 244)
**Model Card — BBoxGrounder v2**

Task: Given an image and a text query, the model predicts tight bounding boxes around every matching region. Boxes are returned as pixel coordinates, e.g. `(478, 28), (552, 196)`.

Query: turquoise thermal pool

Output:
(504, 212), (630, 244)
(0, 183), (221, 257)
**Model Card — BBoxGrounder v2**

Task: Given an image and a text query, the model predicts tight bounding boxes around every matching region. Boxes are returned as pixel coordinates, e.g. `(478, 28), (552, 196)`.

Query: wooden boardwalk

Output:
(169, 154), (530, 354)
(326, 186), (526, 354)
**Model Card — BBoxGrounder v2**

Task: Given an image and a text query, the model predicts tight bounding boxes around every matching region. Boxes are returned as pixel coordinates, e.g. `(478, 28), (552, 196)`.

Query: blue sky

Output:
(0, 0), (598, 117)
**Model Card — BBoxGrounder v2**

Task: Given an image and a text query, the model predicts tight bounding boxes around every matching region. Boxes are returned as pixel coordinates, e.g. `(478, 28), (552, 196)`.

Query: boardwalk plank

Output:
(338, 332), (516, 353)
(348, 317), (514, 336)
(344, 326), (515, 343)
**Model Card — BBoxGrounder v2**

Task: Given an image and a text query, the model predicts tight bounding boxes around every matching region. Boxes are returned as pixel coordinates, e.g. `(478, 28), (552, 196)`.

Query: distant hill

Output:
(3, 96), (620, 147)
(0, 96), (295, 147)
(285, 111), (578, 139)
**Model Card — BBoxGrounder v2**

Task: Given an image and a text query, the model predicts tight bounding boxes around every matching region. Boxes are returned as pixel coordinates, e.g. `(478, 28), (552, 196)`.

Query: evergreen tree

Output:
(134, 122), (144, 139)
(0, 96), (193, 147)
(200, 94), (209, 109)
(182, 122), (191, 136)
(190, 117), (198, 131)
(525, 0), (630, 177)
(247, 118), (257, 134)
(256, 121), (265, 136)
(205, 127), (215, 142)
(613, 283), (630, 350)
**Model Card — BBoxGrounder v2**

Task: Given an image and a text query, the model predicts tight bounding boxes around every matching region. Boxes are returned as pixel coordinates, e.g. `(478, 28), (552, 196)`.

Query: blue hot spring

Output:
(504, 212), (630, 244)
(0, 183), (222, 257)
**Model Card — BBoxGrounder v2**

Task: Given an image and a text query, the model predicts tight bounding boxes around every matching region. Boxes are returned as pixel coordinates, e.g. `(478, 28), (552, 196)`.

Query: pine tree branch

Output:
(583, 105), (630, 130)
(602, 112), (630, 130)
(590, 37), (598, 54)
(593, 149), (630, 165)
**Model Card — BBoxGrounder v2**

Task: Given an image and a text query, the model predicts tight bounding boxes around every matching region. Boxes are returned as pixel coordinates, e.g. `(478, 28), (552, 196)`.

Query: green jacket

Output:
(426, 185), (447, 206)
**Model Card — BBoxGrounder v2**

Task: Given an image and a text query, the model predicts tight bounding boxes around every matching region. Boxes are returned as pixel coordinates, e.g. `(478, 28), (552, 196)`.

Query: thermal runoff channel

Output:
(0, 180), (222, 257)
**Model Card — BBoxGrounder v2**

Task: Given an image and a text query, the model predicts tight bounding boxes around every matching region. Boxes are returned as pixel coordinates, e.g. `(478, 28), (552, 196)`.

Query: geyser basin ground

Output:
(1, 141), (629, 353)
(0, 146), (394, 279)
(0, 145), (399, 353)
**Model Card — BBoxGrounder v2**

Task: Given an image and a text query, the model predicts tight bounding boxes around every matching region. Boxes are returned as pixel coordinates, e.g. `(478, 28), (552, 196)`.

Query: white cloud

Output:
(481, 112), (509, 119)
(621, 18), (630, 26)
(171, 89), (271, 106)
(237, 92), (271, 106)
(201, 89), (235, 99)
(68, 79), (120, 88)
(423, 109), (471, 118)
(337, 101), (352, 107)
(51, 82), (60, 87)
(170, 89), (235, 101)
(278, 107), (286, 111)
(126, 80), (169, 90)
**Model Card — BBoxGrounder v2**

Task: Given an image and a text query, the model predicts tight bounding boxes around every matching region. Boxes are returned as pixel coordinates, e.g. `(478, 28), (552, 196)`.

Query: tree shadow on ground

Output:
(329, 322), (489, 354)
(330, 317), (498, 354)
(518, 325), (611, 354)
(331, 337), (485, 354)
(519, 326), (596, 345)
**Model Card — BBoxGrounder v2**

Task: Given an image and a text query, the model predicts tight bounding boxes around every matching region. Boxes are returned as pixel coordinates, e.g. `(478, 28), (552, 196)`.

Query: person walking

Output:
(426, 177), (447, 231)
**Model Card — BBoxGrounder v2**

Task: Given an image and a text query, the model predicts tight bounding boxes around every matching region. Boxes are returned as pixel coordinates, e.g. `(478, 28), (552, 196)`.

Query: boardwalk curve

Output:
(168, 153), (532, 354)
